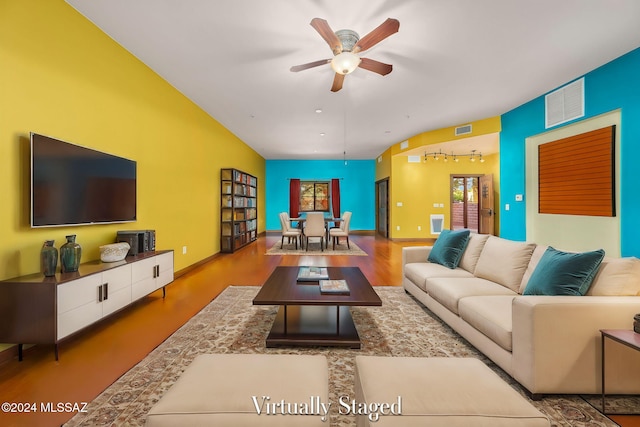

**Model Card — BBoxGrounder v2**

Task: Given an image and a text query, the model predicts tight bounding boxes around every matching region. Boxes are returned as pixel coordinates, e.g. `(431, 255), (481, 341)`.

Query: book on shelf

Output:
(297, 266), (329, 281)
(319, 279), (350, 295)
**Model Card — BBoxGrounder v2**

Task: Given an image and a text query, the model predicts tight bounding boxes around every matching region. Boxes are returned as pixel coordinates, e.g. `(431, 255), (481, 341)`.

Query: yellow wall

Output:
(390, 153), (499, 239)
(377, 117), (501, 239)
(0, 1), (265, 281)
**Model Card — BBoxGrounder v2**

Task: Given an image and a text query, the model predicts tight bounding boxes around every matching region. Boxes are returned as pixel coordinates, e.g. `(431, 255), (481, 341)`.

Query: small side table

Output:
(600, 329), (640, 414)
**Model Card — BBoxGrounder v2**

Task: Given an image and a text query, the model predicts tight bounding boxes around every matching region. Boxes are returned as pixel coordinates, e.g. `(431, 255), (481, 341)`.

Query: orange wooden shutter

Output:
(538, 125), (615, 216)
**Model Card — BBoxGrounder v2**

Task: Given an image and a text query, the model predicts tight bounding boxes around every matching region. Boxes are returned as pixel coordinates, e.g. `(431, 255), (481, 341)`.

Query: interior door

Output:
(479, 174), (495, 235)
(375, 179), (389, 238)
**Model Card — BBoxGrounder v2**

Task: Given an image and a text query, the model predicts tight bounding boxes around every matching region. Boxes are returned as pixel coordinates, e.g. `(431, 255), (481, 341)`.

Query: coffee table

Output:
(253, 266), (382, 349)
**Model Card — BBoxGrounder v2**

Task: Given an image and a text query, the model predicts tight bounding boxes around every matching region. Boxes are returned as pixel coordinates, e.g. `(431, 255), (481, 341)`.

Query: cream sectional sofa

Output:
(402, 233), (640, 397)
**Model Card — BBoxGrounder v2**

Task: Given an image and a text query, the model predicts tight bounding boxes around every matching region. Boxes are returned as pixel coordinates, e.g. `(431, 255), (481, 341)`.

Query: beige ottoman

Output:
(354, 356), (550, 427)
(147, 354), (329, 426)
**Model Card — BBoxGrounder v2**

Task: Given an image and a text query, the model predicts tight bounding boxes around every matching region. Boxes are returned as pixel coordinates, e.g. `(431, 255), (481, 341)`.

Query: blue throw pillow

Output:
(523, 247), (605, 296)
(427, 229), (471, 269)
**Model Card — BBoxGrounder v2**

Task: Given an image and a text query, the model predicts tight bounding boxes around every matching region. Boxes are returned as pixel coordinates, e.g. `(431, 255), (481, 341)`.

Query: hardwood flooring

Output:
(0, 233), (636, 426)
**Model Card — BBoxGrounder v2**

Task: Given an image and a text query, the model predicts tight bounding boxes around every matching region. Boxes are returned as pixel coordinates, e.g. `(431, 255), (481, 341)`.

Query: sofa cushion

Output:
(474, 236), (536, 292)
(405, 263), (474, 291)
(586, 256), (640, 296)
(519, 245), (549, 294)
(459, 233), (490, 274)
(459, 296), (515, 351)
(428, 229), (471, 269)
(523, 247), (605, 296)
(425, 277), (517, 315)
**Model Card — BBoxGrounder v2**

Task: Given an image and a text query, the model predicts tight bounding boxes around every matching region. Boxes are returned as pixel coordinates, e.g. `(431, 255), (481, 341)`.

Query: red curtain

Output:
(331, 178), (340, 219)
(289, 179), (300, 218)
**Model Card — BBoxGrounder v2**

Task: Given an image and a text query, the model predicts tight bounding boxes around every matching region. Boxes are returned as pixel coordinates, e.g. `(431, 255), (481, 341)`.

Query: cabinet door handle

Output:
(98, 285), (103, 302)
(103, 283), (108, 300)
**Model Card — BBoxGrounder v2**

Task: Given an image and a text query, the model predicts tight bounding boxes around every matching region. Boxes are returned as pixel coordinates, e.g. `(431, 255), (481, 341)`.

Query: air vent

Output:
(400, 140), (409, 150)
(545, 78), (584, 128)
(430, 214), (444, 234)
(407, 155), (421, 163)
(455, 124), (472, 136)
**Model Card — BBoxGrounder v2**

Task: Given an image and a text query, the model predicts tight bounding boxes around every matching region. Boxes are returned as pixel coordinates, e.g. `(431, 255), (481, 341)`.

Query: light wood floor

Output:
(0, 233), (636, 426)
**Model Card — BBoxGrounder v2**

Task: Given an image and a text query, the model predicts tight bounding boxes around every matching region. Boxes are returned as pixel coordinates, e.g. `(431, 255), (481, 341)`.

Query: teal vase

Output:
(60, 235), (82, 273)
(40, 240), (58, 277)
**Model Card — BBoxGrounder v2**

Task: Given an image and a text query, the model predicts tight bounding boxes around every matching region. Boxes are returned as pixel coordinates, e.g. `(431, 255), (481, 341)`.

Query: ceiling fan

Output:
(290, 18), (400, 92)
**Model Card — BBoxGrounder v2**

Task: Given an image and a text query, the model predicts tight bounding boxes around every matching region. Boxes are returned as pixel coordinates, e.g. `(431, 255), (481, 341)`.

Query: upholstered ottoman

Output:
(147, 354), (329, 426)
(354, 356), (549, 426)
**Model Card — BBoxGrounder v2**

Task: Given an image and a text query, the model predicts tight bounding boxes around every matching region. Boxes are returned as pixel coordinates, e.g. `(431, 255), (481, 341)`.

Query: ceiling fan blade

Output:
(352, 18), (399, 53)
(331, 73), (345, 92)
(358, 57), (393, 76)
(310, 18), (343, 55)
(290, 59), (331, 72)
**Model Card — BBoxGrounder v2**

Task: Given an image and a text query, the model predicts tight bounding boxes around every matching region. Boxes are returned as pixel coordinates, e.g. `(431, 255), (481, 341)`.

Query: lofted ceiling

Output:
(65, 0), (640, 160)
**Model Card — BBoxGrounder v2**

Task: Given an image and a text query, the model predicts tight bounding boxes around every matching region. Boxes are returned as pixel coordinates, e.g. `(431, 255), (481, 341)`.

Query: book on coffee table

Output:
(297, 266), (329, 282)
(319, 279), (350, 295)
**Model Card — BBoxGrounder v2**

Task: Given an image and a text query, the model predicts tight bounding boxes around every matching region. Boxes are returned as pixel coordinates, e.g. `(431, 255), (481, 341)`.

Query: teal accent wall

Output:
(500, 47), (640, 256)
(265, 160), (376, 231)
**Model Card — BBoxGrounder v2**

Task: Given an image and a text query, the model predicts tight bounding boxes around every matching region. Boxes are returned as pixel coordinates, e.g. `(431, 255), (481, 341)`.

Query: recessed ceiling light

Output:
(315, 109), (323, 113)
(320, 132), (325, 137)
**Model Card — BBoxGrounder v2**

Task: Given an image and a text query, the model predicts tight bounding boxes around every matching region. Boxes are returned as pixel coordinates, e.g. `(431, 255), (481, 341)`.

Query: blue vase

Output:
(60, 235), (82, 273)
(40, 240), (58, 277)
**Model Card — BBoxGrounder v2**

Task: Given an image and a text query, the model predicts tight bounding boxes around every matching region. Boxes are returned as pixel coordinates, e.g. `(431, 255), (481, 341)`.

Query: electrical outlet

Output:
(505, 204), (510, 211)
(418, 226), (421, 231)
(182, 246), (187, 255)
(396, 226), (400, 231)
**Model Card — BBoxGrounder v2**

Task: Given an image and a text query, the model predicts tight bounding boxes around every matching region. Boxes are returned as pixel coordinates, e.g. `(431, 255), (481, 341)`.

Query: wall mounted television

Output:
(30, 132), (137, 228)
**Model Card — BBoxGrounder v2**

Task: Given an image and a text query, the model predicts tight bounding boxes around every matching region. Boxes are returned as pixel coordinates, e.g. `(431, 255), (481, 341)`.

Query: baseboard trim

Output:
(390, 238), (436, 243)
(174, 253), (222, 279)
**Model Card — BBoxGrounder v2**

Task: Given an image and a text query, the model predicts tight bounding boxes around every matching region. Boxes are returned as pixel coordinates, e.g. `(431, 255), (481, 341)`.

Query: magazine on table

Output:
(297, 266), (329, 281)
(319, 279), (350, 295)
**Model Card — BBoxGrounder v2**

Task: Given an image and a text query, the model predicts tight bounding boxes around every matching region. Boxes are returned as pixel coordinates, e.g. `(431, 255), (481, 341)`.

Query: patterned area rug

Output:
(266, 240), (367, 256)
(65, 286), (632, 426)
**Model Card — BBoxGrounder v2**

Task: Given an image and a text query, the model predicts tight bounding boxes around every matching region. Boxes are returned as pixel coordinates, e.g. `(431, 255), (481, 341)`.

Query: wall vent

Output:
(407, 155), (421, 163)
(455, 124), (472, 136)
(545, 77), (584, 128)
(430, 214), (444, 234)
(400, 140), (409, 150)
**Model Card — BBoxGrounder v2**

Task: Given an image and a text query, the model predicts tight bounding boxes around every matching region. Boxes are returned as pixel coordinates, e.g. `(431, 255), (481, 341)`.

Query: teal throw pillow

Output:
(523, 247), (605, 296)
(428, 229), (471, 269)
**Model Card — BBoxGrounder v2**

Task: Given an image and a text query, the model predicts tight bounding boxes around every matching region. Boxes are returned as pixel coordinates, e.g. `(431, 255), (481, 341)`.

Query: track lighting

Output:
(422, 149), (485, 163)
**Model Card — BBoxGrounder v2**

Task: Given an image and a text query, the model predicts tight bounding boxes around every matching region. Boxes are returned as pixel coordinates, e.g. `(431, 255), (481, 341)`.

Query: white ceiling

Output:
(65, 0), (640, 160)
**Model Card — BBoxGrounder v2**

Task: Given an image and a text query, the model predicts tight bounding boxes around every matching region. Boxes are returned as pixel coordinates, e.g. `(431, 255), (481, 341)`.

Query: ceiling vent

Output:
(545, 77), (584, 128)
(455, 124), (472, 136)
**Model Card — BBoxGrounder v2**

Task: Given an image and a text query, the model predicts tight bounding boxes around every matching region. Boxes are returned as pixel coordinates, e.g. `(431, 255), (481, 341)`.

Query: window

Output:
(300, 181), (329, 212)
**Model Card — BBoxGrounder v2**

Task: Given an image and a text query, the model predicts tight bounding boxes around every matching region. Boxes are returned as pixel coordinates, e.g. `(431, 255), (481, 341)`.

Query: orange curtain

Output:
(331, 178), (340, 219)
(289, 179), (300, 218)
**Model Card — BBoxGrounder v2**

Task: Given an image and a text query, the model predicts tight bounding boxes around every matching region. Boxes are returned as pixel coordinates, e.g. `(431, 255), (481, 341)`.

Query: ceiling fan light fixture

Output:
(331, 52), (361, 75)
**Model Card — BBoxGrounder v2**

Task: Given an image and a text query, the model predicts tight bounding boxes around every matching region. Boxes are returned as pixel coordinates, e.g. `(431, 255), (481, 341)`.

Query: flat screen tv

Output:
(31, 133), (137, 228)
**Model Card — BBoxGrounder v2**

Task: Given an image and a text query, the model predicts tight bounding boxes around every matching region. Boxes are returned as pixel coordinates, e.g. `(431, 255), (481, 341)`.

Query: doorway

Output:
(451, 175), (479, 233)
(451, 174), (494, 234)
(375, 178), (389, 238)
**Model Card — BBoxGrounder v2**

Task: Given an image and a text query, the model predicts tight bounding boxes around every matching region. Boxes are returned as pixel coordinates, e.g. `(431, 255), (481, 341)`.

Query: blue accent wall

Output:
(265, 160), (376, 231)
(500, 47), (640, 256)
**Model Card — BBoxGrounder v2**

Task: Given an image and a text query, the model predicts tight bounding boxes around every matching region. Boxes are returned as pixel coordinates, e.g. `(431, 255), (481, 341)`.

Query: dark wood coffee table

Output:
(253, 266), (382, 349)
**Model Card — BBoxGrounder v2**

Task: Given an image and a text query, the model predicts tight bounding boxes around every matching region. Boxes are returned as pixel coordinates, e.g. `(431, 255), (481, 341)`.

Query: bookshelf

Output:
(221, 168), (258, 252)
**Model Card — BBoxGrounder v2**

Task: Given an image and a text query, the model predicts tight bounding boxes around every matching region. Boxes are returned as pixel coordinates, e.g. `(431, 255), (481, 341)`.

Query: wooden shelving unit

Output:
(221, 168), (258, 252)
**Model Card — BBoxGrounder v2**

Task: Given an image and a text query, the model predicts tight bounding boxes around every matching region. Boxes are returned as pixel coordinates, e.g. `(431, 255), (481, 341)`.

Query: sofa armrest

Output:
(512, 295), (640, 394)
(402, 246), (432, 266)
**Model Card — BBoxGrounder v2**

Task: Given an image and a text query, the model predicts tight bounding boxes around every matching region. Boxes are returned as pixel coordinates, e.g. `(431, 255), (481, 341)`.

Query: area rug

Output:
(266, 240), (367, 256)
(65, 286), (633, 426)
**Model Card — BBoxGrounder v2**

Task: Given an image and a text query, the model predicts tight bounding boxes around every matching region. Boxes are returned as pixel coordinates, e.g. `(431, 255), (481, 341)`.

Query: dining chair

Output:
(279, 212), (302, 249)
(329, 211), (352, 250)
(303, 212), (325, 251)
